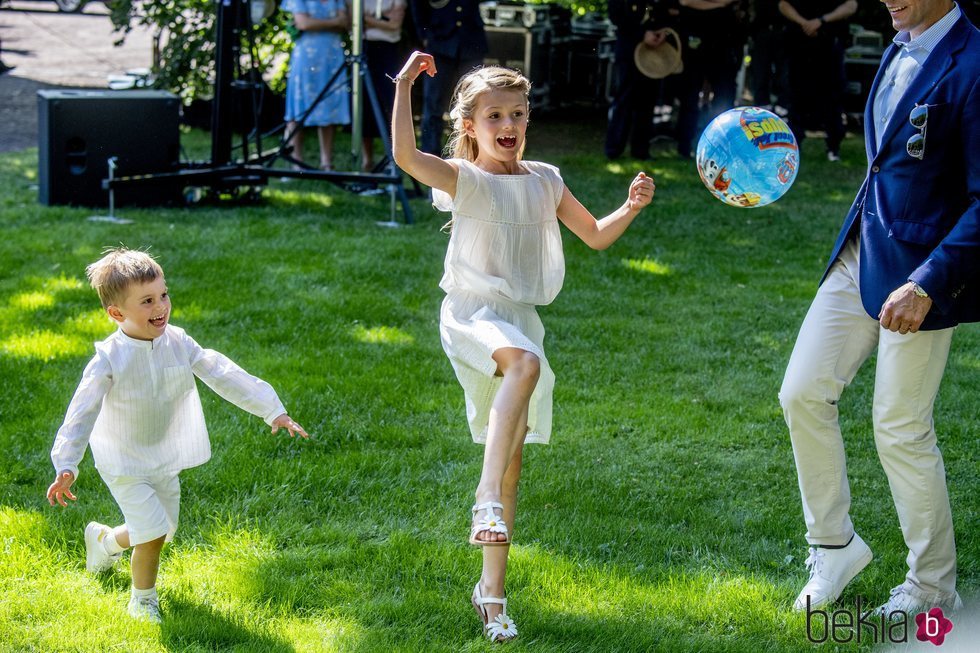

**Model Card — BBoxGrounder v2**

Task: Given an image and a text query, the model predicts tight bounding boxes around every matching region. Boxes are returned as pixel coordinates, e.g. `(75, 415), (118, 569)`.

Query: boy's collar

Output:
(116, 326), (165, 349)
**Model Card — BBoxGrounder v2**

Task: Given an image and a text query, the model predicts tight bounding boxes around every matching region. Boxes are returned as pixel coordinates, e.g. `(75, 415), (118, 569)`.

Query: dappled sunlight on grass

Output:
(283, 615), (367, 651)
(170, 525), (279, 603)
(4, 276), (87, 317)
(622, 257), (672, 276)
(0, 276), (111, 358)
(507, 544), (799, 646)
(751, 333), (783, 353)
(649, 167), (687, 183)
(952, 353), (979, 371)
(351, 324), (414, 346)
(172, 303), (207, 323)
(11, 291), (55, 311)
(0, 505), (50, 546)
(64, 309), (114, 340)
(0, 329), (92, 360)
(266, 188), (337, 210)
(165, 525), (369, 650)
(41, 276), (86, 292)
(6, 276), (85, 309)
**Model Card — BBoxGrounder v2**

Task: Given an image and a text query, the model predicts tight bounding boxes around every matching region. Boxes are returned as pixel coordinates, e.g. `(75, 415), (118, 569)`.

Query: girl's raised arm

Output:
(391, 52), (459, 197)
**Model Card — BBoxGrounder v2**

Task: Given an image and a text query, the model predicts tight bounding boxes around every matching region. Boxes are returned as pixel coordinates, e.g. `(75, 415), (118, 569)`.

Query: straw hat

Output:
(634, 28), (683, 79)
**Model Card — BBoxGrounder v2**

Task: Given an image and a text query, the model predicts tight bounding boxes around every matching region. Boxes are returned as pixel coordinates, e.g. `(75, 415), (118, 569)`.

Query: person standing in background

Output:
(605, 0), (680, 161)
(747, 0), (789, 111)
(283, 0), (351, 171)
(674, 0), (745, 159)
(778, 0), (857, 162)
(362, 0), (407, 171)
(407, 0), (487, 155)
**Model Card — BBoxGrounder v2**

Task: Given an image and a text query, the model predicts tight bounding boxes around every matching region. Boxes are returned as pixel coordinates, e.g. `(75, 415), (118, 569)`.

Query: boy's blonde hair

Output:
(445, 66), (532, 161)
(85, 247), (164, 309)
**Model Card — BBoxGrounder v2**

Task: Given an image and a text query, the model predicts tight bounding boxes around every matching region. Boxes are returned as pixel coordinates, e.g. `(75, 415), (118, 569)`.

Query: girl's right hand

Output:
(46, 470), (77, 507)
(397, 51), (437, 84)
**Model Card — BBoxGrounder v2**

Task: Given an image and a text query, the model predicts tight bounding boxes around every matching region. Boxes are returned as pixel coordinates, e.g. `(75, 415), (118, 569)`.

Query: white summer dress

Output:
(432, 158), (566, 444)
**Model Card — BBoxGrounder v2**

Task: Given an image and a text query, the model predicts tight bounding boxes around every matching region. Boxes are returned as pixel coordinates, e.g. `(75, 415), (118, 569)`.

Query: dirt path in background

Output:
(0, 0), (155, 152)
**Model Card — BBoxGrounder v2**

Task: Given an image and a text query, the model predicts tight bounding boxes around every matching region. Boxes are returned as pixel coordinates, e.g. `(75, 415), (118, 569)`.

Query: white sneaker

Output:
(128, 595), (163, 624)
(84, 522), (121, 573)
(793, 533), (873, 611)
(874, 583), (963, 620)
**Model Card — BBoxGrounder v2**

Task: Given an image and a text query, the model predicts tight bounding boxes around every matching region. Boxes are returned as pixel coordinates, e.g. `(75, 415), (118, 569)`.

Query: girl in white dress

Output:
(391, 51), (655, 642)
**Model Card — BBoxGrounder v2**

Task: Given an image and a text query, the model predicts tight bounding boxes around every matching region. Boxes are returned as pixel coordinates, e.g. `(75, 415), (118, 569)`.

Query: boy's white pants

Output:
(779, 237), (958, 600)
(100, 470), (180, 546)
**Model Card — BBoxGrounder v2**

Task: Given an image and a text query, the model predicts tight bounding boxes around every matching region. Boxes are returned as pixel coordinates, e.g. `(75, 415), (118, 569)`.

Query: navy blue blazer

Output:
(823, 11), (979, 330)
(408, 0), (487, 61)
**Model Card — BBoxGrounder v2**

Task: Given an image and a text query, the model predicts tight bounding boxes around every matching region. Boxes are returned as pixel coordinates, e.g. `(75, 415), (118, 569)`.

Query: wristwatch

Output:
(910, 281), (929, 298)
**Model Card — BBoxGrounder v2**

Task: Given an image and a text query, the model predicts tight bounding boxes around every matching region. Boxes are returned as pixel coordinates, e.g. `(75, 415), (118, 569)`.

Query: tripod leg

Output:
(395, 182), (414, 224)
(362, 64), (413, 223)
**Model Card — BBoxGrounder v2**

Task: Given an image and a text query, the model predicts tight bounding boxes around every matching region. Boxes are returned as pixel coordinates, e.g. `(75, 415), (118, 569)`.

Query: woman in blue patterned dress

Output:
(283, 0), (351, 171)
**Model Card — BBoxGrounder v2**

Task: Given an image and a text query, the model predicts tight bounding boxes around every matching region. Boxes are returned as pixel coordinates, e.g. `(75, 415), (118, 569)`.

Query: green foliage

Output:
(0, 118), (976, 650)
(104, 0), (609, 102)
(108, 0), (294, 102)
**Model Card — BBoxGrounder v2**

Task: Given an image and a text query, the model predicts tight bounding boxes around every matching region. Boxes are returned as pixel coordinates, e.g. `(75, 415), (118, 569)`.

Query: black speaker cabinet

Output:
(37, 90), (181, 207)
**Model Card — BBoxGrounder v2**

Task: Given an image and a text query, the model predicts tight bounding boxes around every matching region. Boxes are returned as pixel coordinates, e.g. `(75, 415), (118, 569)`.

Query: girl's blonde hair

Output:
(445, 66), (532, 161)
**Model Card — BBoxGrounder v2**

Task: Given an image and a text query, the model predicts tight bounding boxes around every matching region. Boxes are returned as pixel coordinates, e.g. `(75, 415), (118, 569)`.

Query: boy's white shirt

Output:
(50, 324), (285, 479)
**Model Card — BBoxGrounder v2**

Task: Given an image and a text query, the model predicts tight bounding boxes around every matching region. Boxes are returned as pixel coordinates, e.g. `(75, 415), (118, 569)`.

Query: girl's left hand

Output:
(627, 172), (656, 211)
(271, 413), (310, 439)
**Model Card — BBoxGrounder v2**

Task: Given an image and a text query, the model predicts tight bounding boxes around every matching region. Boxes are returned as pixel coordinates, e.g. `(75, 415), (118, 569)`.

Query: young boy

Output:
(45, 247), (308, 623)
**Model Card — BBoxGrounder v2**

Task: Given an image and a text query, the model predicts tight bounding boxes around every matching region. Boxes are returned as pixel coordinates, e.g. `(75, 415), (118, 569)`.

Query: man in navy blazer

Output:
(779, 0), (977, 617)
(408, 0), (487, 155)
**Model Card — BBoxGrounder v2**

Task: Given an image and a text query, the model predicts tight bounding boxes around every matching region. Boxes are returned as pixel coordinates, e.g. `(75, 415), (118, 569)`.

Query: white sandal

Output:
(472, 582), (518, 643)
(469, 501), (509, 546)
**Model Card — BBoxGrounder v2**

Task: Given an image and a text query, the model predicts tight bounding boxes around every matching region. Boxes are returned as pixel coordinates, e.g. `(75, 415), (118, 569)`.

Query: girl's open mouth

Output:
(497, 136), (517, 149)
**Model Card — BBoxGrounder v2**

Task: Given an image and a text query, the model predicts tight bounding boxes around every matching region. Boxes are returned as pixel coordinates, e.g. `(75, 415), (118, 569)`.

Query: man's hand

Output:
(879, 282), (933, 334)
(271, 413), (310, 439)
(47, 470), (77, 507)
(643, 30), (667, 48)
(802, 17), (822, 37)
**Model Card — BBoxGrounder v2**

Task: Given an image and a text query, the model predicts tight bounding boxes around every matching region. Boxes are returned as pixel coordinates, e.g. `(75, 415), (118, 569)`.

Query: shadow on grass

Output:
(160, 596), (295, 652)
(212, 528), (813, 652)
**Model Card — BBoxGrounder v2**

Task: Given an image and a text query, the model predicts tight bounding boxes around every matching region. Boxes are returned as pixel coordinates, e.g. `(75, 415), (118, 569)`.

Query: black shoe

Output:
(0, 62), (14, 76)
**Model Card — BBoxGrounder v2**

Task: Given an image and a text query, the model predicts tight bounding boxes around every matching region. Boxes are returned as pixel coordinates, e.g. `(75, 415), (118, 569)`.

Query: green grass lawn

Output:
(0, 116), (976, 652)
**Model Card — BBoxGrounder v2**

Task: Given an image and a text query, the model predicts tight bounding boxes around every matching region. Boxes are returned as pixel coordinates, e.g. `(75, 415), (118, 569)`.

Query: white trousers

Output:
(779, 237), (958, 600)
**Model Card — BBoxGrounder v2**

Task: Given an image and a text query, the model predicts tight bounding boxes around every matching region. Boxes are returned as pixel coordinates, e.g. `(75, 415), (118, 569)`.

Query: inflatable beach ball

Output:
(696, 107), (799, 208)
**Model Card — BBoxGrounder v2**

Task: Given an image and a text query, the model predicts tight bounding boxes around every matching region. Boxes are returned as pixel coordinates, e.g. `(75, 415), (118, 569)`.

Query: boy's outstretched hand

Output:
(47, 470), (76, 507)
(271, 413), (310, 439)
(627, 172), (656, 212)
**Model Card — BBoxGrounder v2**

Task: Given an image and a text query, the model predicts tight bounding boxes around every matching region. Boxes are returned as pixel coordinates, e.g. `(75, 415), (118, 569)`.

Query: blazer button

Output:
(456, 5), (462, 10)
(456, 20), (462, 25)
(871, 165), (880, 173)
